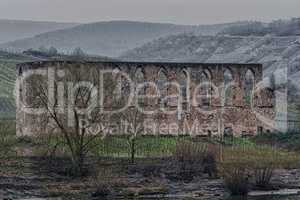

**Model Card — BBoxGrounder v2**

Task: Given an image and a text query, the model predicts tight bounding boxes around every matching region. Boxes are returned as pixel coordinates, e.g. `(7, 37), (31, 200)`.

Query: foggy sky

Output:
(0, 0), (299, 24)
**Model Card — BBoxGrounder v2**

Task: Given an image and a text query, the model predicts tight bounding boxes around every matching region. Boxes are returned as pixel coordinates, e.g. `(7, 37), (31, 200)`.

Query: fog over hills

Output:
(0, 19), (79, 44)
(0, 21), (243, 57)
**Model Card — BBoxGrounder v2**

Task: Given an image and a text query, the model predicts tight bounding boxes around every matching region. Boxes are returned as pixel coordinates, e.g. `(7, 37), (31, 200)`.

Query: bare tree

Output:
(114, 106), (145, 164)
(27, 65), (116, 176)
(111, 69), (146, 164)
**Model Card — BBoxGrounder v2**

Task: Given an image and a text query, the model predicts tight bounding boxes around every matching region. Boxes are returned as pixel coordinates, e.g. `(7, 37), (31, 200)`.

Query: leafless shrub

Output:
(173, 140), (208, 180)
(92, 168), (114, 197)
(221, 146), (282, 192)
(29, 66), (115, 176)
(254, 166), (274, 188)
(221, 164), (249, 196)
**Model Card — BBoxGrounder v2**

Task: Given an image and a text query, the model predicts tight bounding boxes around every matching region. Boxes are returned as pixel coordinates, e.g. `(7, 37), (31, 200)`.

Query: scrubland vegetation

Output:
(1, 120), (300, 199)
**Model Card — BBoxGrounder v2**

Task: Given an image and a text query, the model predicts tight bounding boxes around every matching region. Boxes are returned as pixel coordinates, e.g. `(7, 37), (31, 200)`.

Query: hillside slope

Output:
(121, 34), (300, 76)
(0, 21), (241, 57)
(0, 19), (78, 44)
(0, 51), (35, 118)
(221, 18), (300, 36)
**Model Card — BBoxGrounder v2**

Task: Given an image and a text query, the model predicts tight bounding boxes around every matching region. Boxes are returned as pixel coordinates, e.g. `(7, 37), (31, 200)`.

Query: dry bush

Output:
(221, 145), (299, 189)
(174, 140), (207, 166)
(254, 166), (274, 188)
(173, 140), (218, 180)
(92, 168), (114, 197)
(204, 143), (219, 178)
(252, 150), (276, 188)
(220, 164), (249, 196)
(218, 141), (300, 195)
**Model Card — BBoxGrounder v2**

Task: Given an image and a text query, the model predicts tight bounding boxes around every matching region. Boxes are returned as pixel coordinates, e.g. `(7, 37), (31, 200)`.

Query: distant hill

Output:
(121, 33), (300, 74)
(0, 21), (243, 57)
(0, 19), (79, 44)
(221, 18), (300, 36)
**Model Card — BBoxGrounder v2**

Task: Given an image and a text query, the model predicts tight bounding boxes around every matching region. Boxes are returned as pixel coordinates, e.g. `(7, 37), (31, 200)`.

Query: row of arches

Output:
(116, 67), (256, 107)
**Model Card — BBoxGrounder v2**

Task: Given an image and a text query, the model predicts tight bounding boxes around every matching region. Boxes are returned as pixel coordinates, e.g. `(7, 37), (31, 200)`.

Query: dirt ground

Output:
(0, 156), (225, 199)
(1, 155), (300, 200)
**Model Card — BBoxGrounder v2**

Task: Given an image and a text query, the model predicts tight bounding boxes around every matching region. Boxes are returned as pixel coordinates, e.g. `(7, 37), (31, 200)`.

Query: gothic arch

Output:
(177, 69), (188, 101)
(135, 67), (146, 105)
(135, 67), (145, 83)
(224, 68), (234, 106)
(113, 66), (129, 96)
(202, 68), (212, 80)
(199, 69), (212, 106)
(244, 69), (255, 106)
(157, 68), (168, 94)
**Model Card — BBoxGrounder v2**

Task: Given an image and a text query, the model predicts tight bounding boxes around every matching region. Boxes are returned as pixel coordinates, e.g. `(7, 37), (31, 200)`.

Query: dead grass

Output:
(219, 144), (300, 193)
(92, 168), (114, 197)
(220, 164), (249, 196)
(173, 140), (219, 180)
(222, 145), (300, 169)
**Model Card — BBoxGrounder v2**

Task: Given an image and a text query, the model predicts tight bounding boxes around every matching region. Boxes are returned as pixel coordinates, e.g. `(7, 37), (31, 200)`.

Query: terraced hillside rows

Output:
(0, 61), (21, 118)
(0, 51), (36, 119)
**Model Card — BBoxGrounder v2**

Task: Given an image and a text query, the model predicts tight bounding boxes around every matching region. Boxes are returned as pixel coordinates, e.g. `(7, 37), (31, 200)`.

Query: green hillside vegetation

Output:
(0, 51), (33, 119)
(0, 61), (20, 119)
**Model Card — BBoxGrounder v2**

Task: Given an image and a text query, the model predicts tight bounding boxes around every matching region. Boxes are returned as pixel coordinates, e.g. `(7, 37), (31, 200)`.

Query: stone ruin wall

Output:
(16, 61), (275, 137)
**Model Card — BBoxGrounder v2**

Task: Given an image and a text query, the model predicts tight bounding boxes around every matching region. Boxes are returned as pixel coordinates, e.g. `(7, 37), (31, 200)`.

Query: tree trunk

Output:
(71, 151), (85, 176)
(130, 138), (135, 164)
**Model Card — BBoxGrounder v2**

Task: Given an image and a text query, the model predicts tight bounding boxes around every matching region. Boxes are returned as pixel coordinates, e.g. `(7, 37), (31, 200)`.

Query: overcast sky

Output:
(0, 0), (299, 25)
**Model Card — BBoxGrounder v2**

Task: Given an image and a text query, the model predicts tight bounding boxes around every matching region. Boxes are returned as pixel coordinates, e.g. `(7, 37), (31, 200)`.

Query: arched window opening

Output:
(224, 69), (234, 106)
(112, 67), (122, 97)
(113, 67), (130, 99)
(135, 68), (144, 83)
(157, 69), (168, 94)
(199, 69), (212, 106)
(178, 70), (188, 102)
(244, 69), (255, 106)
(157, 69), (168, 105)
(135, 68), (146, 106)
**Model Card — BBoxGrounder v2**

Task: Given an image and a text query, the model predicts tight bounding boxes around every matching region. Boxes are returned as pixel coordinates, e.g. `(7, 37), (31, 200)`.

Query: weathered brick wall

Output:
(16, 61), (275, 137)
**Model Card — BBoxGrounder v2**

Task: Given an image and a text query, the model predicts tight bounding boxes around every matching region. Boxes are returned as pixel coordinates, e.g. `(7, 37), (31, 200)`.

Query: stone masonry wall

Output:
(16, 61), (275, 137)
